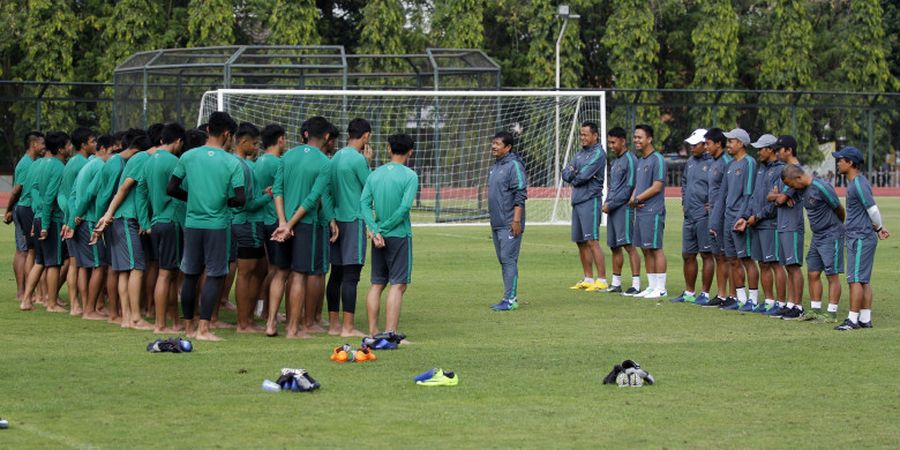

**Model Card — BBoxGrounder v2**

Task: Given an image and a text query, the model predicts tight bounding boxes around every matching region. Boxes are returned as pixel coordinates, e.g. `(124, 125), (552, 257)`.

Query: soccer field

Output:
(1, 199), (898, 449)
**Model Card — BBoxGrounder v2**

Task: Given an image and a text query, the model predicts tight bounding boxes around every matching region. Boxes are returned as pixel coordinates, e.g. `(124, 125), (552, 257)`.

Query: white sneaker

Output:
(643, 289), (667, 299)
(635, 287), (655, 298)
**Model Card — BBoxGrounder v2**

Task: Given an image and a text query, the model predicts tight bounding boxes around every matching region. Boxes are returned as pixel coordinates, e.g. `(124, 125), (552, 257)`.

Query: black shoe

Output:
(834, 318), (860, 331)
(718, 297), (739, 309)
(603, 285), (623, 293)
(858, 320), (873, 329)
(703, 296), (726, 308)
(769, 306), (791, 319)
(780, 307), (803, 320)
(622, 287), (640, 297)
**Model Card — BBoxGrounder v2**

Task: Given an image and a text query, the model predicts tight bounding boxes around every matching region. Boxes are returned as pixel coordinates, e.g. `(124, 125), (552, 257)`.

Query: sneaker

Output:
(634, 287), (654, 298)
(669, 292), (689, 303)
(683, 293), (697, 303)
(858, 320), (873, 329)
(693, 292), (710, 306)
(622, 287), (641, 297)
(570, 281), (592, 290)
(764, 304), (785, 317)
(416, 369), (459, 387)
(603, 285), (623, 293)
(702, 296), (725, 308)
(585, 280), (609, 292)
(643, 289), (666, 299)
(738, 301), (757, 312)
(719, 297), (740, 310)
(834, 318), (860, 331)
(492, 298), (519, 311)
(801, 308), (822, 321)
(489, 299), (507, 310)
(780, 307), (803, 320)
(751, 303), (769, 313)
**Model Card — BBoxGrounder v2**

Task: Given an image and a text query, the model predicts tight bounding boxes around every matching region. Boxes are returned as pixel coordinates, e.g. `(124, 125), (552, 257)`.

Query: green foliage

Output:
(266, 0), (321, 45)
(523, 0), (584, 89)
(431, 0), (484, 49)
(188, 0), (235, 47)
(690, 0), (741, 128)
(758, 0), (818, 162)
(358, 0), (409, 86)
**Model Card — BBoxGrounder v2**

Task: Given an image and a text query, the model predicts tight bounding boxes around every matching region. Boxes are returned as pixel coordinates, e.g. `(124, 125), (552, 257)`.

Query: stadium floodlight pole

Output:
(554, 5), (580, 188)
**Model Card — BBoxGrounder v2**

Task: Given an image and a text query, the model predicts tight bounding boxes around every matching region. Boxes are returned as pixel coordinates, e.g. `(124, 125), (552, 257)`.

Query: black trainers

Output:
(718, 297), (739, 309)
(858, 320), (873, 329)
(603, 285), (623, 293)
(781, 307), (804, 320)
(834, 319), (860, 331)
(703, 296), (726, 308)
(622, 287), (640, 297)
(769, 306), (791, 318)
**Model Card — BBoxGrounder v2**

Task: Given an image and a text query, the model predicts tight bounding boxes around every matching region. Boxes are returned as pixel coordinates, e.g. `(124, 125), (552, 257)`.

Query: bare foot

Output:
(70, 307), (83, 317)
(170, 324), (184, 332)
(82, 312), (107, 321)
(55, 300), (67, 308)
(19, 300), (33, 311)
(195, 330), (223, 341)
(211, 320), (235, 329)
(328, 327), (341, 336)
(236, 325), (265, 334)
(265, 321), (278, 337)
(131, 320), (155, 331)
(220, 301), (237, 311)
(340, 328), (366, 338)
(286, 330), (310, 340)
(307, 323), (326, 334)
(46, 305), (67, 313)
(107, 316), (122, 325)
(154, 327), (170, 334)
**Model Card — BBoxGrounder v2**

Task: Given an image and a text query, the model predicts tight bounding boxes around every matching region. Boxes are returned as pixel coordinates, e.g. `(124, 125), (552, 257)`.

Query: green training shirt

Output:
(273, 144), (331, 225)
(140, 149), (185, 226)
(360, 162), (419, 238)
(233, 157), (269, 225)
(66, 156), (105, 227)
(114, 151), (150, 222)
(93, 154), (127, 226)
(13, 154), (35, 208)
(37, 157), (65, 228)
(29, 157), (49, 218)
(59, 153), (88, 226)
(254, 152), (280, 225)
(330, 146), (370, 222)
(172, 145), (244, 229)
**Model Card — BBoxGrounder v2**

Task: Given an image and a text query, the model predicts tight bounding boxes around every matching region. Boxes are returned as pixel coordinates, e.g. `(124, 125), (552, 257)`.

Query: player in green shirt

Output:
(5, 131), (44, 302)
(360, 133), (418, 340)
(271, 116), (336, 338)
(21, 131), (72, 312)
(167, 112), (245, 341)
(59, 127), (95, 317)
(325, 118), (372, 337)
(257, 125), (289, 336)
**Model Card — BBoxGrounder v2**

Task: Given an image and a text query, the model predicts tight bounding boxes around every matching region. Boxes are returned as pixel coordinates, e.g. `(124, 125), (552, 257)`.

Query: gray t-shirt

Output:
(801, 177), (843, 236)
(634, 151), (666, 216)
(845, 175), (876, 239)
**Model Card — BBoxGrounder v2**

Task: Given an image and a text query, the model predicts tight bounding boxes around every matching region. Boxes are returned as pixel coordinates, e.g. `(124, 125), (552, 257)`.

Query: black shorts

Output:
(264, 223), (292, 270)
(371, 236), (412, 285)
(74, 221), (107, 268)
(141, 233), (157, 262)
(232, 222), (265, 259)
(34, 218), (64, 267)
(181, 227), (230, 277)
(109, 218), (145, 272)
(313, 224), (330, 275)
(13, 205), (34, 251)
(151, 222), (183, 270)
(331, 219), (367, 266)
(290, 222), (317, 274)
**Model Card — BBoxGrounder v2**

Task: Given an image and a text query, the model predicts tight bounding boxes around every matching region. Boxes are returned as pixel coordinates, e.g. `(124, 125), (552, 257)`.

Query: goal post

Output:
(199, 89), (607, 226)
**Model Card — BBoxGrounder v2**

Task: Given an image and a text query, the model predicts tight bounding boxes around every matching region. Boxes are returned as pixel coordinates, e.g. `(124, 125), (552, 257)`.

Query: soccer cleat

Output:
(642, 289), (666, 299)
(492, 298), (519, 311)
(634, 287), (655, 298)
(622, 287), (641, 297)
(801, 308), (822, 321)
(857, 320), (872, 329)
(570, 281), (592, 290)
(751, 302), (769, 313)
(702, 296), (725, 308)
(602, 285), (623, 293)
(585, 280), (609, 292)
(489, 299), (507, 310)
(834, 318), (860, 331)
(416, 369), (459, 387)
(669, 292), (689, 303)
(764, 305), (786, 317)
(682, 293), (697, 303)
(780, 307), (803, 320)
(738, 301), (757, 312)
(414, 368), (438, 382)
(693, 292), (710, 306)
(718, 297), (740, 310)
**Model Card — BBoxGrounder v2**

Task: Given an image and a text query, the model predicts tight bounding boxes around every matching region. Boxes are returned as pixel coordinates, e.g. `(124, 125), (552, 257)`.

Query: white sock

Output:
(765, 299), (775, 307)
(701, 291), (709, 297)
(658, 273), (666, 292)
(860, 309), (872, 323)
(796, 304), (803, 311)
(583, 277), (594, 284)
(827, 303), (838, 313)
(748, 289), (758, 304)
(810, 300), (822, 310)
(848, 311), (860, 323)
(776, 301), (785, 307)
(598, 277), (607, 285)
(632, 276), (641, 290)
(786, 302), (795, 309)
(684, 290), (695, 297)
(612, 274), (622, 287)
(736, 287), (747, 303)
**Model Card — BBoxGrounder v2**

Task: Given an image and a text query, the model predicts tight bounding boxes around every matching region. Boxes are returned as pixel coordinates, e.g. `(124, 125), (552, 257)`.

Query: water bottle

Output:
(261, 379), (281, 392)
(0, 418), (9, 429)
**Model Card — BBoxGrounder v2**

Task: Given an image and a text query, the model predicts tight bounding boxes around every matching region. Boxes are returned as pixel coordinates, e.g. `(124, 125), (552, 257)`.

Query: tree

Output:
(188, 0), (235, 47)
(757, 0), (817, 162)
(431, 0), (484, 49)
(357, 0), (408, 84)
(690, 0), (741, 128)
(523, 0), (583, 89)
(266, 0), (321, 45)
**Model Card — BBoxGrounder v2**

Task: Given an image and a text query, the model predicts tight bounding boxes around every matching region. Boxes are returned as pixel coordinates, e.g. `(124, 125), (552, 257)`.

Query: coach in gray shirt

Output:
(487, 131), (528, 311)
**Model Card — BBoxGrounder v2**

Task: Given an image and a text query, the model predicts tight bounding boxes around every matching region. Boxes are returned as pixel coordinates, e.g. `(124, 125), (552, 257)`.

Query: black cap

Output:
(774, 135), (797, 150)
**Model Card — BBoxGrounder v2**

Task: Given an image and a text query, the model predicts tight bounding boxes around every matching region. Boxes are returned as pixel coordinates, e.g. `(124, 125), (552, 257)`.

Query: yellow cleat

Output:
(585, 280), (609, 292)
(569, 281), (592, 290)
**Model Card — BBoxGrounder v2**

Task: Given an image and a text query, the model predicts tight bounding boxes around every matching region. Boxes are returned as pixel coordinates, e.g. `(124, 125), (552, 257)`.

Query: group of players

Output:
(562, 123), (890, 331)
(5, 112), (418, 342)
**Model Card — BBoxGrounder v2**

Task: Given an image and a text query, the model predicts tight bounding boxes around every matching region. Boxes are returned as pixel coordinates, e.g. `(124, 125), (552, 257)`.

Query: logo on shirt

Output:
(735, 169), (742, 176)
(207, 151), (214, 157)
(702, 166), (708, 172)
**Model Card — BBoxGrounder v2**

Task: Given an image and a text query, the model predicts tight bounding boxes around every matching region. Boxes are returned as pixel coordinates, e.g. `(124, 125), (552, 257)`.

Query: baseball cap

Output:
(832, 146), (864, 165)
(773, 135), (797, 150)
(751, 134), (778, 149)
(723, 128), (751, 145)
(684, 128), (708, 145)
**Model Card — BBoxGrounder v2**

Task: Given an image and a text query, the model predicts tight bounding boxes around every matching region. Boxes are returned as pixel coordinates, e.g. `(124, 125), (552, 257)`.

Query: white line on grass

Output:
(16, 422), (98, 450)
(430, 232), (570, 249)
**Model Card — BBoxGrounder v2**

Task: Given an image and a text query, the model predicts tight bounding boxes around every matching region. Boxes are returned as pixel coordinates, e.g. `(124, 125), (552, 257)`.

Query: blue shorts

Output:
(313, 224), (330, 275)
(808, 234), (843, 276)
(753, 228), (778, 263)
(290, 223), (317, 274)
(109, 218), (145, 272)
(846, 234), (876, 284)
(634, 213), (664, 250)
(181, 227), (230, 277)
(13, 205), (35, 251)
(777, 230), (804, 266)
(606, 206), (633, 249)
(151, 222), (183, 270)
(331, 219), (367, 266)
(682, 216), (711, 254)
(571, 199), (601, 243)
(232, 222), (265, 259)
(74, 221), (107, 268)
(34, 219), (64, 267)
(371, 236), (412, 285)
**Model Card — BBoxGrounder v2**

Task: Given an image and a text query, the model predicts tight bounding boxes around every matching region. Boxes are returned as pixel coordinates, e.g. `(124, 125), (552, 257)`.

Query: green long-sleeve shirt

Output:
(330, 146), (370, 222)
(139, 149), (185, 226)
(114, 151), (151, 227)
(94, 154), (126, 226)
(13, 154), (36, 208)
(273, 144), (331, 225)
(360, 162), (418, 238)
(67, 156), (105, 228)
(233, 157), (270, 224)
(37, 157), (65, 228)
(59, 153), (88, 226)
(254, 152), (280, 225)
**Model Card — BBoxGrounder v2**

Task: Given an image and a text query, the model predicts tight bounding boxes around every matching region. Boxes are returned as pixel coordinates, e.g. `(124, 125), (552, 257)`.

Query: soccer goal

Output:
(198, 89), (606, 226)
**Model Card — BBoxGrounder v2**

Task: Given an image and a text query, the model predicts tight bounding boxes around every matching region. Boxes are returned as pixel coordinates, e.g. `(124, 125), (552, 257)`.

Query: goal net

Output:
(198, 89), (606, 225)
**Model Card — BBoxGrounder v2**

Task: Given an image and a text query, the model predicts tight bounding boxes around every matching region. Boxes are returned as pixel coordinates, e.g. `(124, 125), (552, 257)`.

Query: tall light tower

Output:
(554, 4), (580, 187)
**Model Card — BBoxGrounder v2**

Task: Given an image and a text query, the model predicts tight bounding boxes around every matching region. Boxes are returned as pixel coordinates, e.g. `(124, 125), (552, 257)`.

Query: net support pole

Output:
(553, 19), (568, 190)
(217, 90), (225, 112)
(550, 97), (582, 223)
(600, 91), (608, 226)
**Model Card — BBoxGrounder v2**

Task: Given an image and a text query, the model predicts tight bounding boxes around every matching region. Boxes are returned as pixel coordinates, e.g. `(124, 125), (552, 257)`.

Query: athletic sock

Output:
(598, 277), (608, 285)
(848, 311), (860, 324)
(684, 290), (695, 297)
(583, 277), (594, 284)
(632, 276), (641, 290)
(776, 300), (785, 308)
(658, 273), (667, 292)
(810, 300), (822, 310)
(612, 274), (622, 287)
(748, 289), (758, 304)
(765, 299), (775, 307)
(736, 287), (747, 304)
(701, 291), (709, 297)
(786, 302), (796, 309)
(827, 303), (838, 313)
(860, 309), (872, 323)
(650, 274), (659, 291)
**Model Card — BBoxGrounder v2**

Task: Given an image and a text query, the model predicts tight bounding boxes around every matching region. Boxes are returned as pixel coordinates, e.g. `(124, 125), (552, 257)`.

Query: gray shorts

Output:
(181, 227), (230, 277)
(331, 219), (367, 266)
(724, 222), (752, 259)
(606, 206), (633, 249)
(151, 222), (183, 270)
(263, 222), (292, 270)
(777, 230), (804, 266)
(34, 219), (64, 267)
(109, 218), (145, 272)
(710, 223), (727, 255)
(13, 205), (35, 251)
(634, 212), (664, 250)
(290, 222), (317, 274)
(753, 228), (779, 263)
(571, 199), (601, 243)
(313, 224), (330, 275)
(846, 235), (876, 284)
(232, 222), (265, 259)
(808, 234), (843, 275)
(371, 236), (412, 285)
(682, 216), (711, 254)
(74, 221), (107, 268)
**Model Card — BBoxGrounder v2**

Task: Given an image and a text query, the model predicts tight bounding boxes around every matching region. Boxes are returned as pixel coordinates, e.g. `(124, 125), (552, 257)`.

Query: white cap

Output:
(685, 128), (708, 145)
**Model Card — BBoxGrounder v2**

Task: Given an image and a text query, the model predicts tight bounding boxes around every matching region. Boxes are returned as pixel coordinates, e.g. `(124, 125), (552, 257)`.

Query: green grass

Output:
(1, 199), (899, 449)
